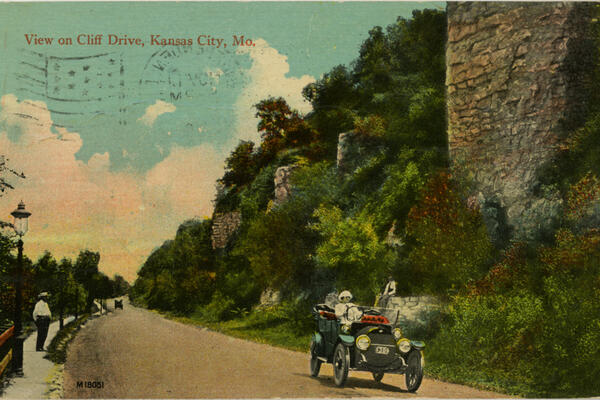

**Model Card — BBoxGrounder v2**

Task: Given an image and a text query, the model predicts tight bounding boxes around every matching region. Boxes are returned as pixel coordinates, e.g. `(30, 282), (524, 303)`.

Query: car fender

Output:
(338, 334), (355, 347)
(312, 332), (324, 353)
(411, 340), (425, 350)
(313, 332), (323, 346)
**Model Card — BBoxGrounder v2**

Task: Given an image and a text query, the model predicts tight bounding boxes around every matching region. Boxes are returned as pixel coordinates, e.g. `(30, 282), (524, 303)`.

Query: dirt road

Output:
(64, 302), (505, 398)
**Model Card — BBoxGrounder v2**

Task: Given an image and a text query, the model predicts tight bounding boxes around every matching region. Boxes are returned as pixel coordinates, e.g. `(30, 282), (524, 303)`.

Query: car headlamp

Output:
(356, 335), (371, 351)
(393, 328), (402, 341)
(397, 338), (411, 353)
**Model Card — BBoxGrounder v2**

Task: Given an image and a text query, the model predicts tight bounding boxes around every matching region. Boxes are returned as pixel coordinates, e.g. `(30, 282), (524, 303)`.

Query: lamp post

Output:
(11, 201), (30, 376)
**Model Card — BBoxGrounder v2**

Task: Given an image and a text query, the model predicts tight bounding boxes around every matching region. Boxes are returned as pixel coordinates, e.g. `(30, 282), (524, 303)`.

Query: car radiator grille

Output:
(360, 333), (398, 367)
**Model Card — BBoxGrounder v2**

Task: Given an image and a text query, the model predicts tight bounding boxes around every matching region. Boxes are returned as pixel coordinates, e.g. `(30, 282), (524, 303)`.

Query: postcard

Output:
(1, 1), (599, 399)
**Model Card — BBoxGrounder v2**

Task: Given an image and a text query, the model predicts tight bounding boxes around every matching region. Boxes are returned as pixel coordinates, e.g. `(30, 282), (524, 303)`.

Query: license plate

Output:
(375, 346), (390, 355)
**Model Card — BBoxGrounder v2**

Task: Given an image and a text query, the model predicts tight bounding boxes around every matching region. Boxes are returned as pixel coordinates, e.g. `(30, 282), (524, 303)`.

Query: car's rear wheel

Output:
(333, 343), (349, 387)
(372, 372), (384, 382)
(309, 337), (322, 377)
(405, 350), (423, 392)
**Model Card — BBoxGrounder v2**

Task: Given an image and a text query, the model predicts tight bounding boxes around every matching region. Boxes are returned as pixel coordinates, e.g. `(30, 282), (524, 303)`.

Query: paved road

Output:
(64, 302), (505, 398)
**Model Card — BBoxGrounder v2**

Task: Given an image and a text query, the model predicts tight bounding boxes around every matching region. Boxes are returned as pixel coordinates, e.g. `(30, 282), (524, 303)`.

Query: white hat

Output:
(38, 292), (49, 298)
(338, 290), (353, 302)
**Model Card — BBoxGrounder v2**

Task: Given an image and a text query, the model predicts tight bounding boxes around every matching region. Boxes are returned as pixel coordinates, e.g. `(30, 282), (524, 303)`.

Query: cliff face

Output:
(211, 212), (241, 249)
(447, 2), (595, 240)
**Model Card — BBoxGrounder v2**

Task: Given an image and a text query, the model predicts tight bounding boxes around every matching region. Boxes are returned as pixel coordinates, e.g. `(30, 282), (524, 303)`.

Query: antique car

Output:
(309, 303), (424, 391)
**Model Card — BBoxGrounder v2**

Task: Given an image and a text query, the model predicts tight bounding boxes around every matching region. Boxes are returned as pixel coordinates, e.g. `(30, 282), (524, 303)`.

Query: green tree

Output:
(132, 219), (216, 313)
(254, 97), (315, 164)
(73, 250), (101, 312)
(0, 234), (15, 323)
(312, 206), (395, 303)
(219, 140), (258, 189)
(111, 274), (130, 297)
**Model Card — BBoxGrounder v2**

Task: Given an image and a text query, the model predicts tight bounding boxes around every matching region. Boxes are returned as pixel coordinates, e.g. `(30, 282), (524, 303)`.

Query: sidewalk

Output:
(2, 317), (74, 399)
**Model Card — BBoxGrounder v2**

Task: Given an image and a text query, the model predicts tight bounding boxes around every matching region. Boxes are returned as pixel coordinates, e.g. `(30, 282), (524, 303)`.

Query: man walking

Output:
(33, 292), (51, 351)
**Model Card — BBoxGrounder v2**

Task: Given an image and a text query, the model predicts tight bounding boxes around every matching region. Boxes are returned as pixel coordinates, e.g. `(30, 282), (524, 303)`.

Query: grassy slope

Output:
(163, 310), (312, 353)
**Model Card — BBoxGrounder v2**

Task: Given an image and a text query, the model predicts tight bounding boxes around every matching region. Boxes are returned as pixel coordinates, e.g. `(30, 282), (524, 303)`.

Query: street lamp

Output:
(11, 201), (30, 376)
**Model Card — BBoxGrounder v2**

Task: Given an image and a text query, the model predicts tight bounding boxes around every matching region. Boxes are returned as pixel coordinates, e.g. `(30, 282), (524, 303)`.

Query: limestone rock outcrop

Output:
(447, 2), (594, 240)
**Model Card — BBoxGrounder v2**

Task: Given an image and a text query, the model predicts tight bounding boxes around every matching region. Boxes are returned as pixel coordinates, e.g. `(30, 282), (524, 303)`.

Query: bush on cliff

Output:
(429, 227), (600, 397)
(404, 172), (495, 295)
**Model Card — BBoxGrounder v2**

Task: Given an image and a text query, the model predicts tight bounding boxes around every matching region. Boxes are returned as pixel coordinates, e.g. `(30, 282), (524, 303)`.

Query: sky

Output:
(0, 2), (444, 282)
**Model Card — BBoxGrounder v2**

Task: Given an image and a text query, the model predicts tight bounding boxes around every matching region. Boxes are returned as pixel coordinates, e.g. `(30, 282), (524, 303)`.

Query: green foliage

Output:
(431, 228), (600, 397)
(236, 204), (315, 291)
(73, 250), (101, 311)
(214, 253), (262, 312)
(363, 152), (429, 234)
(254, 97), (315, 164)
(46, 314), (90, 364)
(312, 205), (396, 303)
(303, 9), (447, 166)
(405, 173), (494, 295)
(238, 164), (277, 221)
(234, 162), (338, 296)
(431, 292), (544, 370)
(0, 233), (15, 321)
(132, 219), (216, 314)
(197, 290), (236, 322)
(219, 140), (258, 188)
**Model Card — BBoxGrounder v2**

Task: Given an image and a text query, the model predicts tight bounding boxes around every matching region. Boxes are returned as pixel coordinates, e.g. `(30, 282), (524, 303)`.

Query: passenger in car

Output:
(335, 290), (360, 324)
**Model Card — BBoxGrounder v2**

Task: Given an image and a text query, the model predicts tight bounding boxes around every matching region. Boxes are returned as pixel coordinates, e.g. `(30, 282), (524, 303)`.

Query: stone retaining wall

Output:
(387, 295), (440, 326)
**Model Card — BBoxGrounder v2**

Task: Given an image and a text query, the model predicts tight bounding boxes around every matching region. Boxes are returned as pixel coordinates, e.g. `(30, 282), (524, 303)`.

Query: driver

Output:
(335, 290), (361, 324)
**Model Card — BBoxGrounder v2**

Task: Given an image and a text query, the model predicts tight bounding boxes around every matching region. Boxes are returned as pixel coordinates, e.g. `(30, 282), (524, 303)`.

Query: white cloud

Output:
(232, 39), (315, 146)
(0, 95), (222, 282)
(137, 100), (176, 127)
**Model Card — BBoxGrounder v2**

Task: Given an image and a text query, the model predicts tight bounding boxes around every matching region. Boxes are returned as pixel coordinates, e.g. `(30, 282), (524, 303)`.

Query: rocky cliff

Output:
(447, 2), (595, 240)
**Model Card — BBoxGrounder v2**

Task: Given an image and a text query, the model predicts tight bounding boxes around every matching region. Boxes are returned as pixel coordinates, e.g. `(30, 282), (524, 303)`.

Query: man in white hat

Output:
(33, 292), (51, 351)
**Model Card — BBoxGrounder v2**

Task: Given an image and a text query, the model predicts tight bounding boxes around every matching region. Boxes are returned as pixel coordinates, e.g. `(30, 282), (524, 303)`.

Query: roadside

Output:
(65, 301), (505, 398)
(1, 299), (119, 399)
(159, 304), (522, 398)
(43, 315), (90, 398)
(156, 305), (519, 397)
(43, 298), (121, 398)
(164, 305), (312, 353)
(1, 316), (74, 399)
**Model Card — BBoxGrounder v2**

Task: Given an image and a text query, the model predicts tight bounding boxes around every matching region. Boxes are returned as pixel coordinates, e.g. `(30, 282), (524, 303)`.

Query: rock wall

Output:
(388, 295), (440, 326)
(211, 211), (241, 249)
(337, 131), (359, 173)
(447, 2), (595, 240)
(273, 165), (297, 206)
(337, 131), (382, 175)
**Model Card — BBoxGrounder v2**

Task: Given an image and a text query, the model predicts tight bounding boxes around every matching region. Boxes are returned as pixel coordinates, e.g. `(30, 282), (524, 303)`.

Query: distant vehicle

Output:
(114, 299), (123, 310)
(309, 303), (424, 391)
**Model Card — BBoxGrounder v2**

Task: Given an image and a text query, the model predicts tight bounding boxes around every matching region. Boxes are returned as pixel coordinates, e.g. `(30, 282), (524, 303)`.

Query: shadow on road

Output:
(292, 372), (414, 394)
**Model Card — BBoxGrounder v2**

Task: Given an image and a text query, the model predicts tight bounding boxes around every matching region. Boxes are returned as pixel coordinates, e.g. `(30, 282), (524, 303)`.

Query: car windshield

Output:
(356, 306), (400, 326)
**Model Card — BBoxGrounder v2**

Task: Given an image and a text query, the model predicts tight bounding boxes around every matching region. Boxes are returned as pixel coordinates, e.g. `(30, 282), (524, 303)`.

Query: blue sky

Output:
(0, 2), (443, 280)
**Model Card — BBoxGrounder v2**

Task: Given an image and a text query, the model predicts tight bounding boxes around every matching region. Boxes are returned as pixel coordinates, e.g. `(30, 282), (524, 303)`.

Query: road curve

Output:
(64, 302), (505, 398)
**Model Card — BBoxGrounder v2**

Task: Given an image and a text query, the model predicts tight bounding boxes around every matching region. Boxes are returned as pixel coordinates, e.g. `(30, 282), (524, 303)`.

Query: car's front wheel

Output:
(309, 337), (322, 377)
(405, 350), (423, 392)
(333, 343), (349, 387)
(372, 372), (384, 382)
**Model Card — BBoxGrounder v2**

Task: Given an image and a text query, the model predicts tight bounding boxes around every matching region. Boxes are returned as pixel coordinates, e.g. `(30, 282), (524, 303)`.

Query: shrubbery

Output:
(405, 172), (495, 295)
(429, 226), (600, 397)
